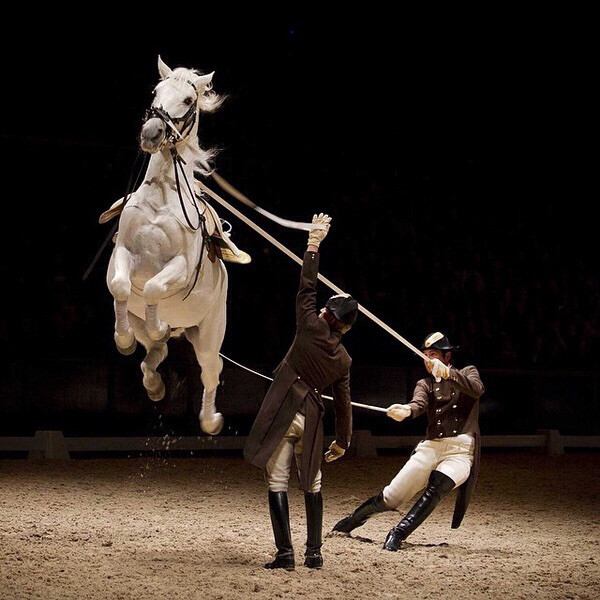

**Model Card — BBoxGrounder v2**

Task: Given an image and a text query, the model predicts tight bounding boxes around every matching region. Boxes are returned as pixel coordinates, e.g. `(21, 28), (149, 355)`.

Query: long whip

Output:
(195, 176), (428, 362)
(82, 152), (148, 281)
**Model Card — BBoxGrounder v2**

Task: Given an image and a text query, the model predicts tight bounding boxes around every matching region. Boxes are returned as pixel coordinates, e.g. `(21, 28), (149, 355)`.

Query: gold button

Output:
(438, 433), (443, 437)
(453, 430), (457, 434)
(437, 420), (441, 425)
(453, 405), (457, 409)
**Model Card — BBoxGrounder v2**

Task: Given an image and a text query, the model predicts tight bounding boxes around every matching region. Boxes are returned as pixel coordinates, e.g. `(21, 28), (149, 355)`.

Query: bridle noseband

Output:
(143, 78), (199, 147)
(143, 101), (197, 147)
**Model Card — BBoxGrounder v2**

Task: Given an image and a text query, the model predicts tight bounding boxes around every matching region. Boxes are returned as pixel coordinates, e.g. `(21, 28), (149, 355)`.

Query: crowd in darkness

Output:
(223, 152), (598, 373)
(0, 24), (596, 376)
(1, 134), (595, 376)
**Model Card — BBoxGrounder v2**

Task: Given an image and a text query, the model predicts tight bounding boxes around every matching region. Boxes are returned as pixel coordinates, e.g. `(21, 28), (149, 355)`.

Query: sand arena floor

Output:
(1, 452), (598, 600)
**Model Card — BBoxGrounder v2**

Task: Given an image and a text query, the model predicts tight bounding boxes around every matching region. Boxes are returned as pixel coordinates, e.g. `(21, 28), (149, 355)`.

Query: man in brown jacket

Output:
(244, 213), (357, 571)
(332, 332), (484, 550)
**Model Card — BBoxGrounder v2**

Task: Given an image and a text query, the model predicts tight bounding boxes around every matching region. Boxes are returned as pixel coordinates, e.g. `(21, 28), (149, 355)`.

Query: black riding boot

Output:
(332, 490), (388, 534)
(304, 491), (323, 568)
(264, 491), (295, 570)
(383, 470), (455, 551)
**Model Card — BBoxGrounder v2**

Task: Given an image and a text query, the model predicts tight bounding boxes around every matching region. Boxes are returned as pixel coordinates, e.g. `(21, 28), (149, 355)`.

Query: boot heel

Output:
(265, 551), (295, 571)
(383, 526), (405, 551)
(304, 550), (323, 569)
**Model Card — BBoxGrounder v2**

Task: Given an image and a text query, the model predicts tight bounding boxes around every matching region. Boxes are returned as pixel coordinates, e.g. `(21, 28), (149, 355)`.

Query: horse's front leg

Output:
(108, 247), (136, 355)
(143, 256), (189, 341)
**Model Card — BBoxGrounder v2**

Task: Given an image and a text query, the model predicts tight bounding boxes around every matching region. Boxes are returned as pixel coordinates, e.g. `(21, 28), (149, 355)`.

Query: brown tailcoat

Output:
(244, 251), (353, 491)
(408, 365), (484, 528)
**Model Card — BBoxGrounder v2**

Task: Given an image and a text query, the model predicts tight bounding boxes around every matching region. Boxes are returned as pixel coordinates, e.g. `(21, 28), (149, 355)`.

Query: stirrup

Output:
(219, 246), (251, 264)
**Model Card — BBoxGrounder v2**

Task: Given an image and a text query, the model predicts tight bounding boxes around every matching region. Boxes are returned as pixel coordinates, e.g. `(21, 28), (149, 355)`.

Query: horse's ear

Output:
(157, 55), (172, 80)
(193, 71), (214, 92)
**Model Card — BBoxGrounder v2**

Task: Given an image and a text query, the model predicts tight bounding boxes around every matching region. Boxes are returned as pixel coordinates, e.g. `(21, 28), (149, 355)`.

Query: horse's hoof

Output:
(114, 331), (137, 355)
(147, 380), (165, 402)
(200, 412), (224, 436)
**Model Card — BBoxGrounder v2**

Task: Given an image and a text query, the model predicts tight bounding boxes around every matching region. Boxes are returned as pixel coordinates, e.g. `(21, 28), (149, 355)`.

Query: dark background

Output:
(0, 10), (596, 437)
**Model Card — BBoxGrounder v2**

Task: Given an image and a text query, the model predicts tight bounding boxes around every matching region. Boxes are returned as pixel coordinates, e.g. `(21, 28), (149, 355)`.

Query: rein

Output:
(168, 147), (209, 301)
(130, 96), (209, 300)
(170, 148), (205, 230)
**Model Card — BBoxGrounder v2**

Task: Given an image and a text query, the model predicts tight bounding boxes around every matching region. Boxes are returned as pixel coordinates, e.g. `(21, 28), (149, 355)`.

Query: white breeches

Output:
(382, 434), (475, 509)
(265, 412), (322, 493)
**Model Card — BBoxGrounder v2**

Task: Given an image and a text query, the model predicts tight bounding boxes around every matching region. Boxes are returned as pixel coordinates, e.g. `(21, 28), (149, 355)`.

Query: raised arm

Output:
(296, 213), (331, 326)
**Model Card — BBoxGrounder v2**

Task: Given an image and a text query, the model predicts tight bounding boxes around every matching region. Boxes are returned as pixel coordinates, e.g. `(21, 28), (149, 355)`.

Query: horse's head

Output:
(140, 55), (222, 154)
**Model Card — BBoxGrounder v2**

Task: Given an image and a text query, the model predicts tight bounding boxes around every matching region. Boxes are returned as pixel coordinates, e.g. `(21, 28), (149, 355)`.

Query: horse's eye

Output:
(183, 97), (194, 106)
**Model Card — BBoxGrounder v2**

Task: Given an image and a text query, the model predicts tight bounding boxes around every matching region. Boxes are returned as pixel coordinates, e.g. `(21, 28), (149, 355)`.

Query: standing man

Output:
(244, 213), (358, 571)
(332, 332), (484, 551)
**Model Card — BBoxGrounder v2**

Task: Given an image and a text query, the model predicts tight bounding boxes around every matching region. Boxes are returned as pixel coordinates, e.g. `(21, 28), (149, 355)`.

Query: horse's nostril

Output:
(141, 121), (165, 146)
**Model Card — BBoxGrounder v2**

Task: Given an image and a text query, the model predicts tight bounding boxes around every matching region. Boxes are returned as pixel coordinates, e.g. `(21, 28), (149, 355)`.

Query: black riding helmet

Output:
(421, 332), (459, 352)
(325, 294), (358, 326)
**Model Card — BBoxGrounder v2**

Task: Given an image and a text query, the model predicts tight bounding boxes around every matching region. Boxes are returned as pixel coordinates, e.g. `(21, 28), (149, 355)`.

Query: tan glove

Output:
(307, 213), (331, 248)
(426, 358), (450, 382)
(386, 404), (411, 422)
(324, 440), (345, 463)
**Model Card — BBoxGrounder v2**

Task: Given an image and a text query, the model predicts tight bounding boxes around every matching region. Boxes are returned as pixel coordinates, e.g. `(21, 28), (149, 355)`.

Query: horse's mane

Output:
(169, 67), (226, 113)
(158, 67), (226, 175)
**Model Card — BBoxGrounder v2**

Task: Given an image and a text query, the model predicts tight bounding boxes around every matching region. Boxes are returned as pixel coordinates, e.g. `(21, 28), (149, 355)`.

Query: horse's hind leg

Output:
(184, 323), (225, 436)
(129, 313), (168, 401)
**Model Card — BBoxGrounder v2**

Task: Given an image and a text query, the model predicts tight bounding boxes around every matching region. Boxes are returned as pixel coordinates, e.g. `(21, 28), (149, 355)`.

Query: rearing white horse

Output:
(106, 56), (228, 435)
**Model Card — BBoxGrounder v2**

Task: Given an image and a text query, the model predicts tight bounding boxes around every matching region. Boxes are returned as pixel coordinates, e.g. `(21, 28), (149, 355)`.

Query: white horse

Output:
(106, 56), (228, 435)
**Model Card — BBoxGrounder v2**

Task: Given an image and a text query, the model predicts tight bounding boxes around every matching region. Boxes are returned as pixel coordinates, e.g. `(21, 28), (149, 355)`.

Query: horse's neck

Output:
(142, 141), (202, 216)
(146, 142), (197, 183)
(138, 140), (209, 235)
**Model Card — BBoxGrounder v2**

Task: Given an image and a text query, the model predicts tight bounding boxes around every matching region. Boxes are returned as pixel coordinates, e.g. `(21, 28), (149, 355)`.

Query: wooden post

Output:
(537, 429), (564, 456)
(29, 431), (70, 460)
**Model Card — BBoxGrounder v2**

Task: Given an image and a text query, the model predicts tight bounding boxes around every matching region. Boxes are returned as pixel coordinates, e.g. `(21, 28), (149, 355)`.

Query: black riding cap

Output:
(325, 294), (358, 326)
(421, 332), (459, 352)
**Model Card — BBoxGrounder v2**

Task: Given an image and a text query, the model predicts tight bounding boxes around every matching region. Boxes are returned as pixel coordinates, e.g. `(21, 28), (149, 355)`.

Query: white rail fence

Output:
(1, 429), (599, 459)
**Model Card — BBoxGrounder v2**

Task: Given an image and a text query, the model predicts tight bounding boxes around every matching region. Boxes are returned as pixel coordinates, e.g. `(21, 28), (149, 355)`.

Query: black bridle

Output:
(84, 83), (211, 299)
(143, 77), (199, 146)
(143, 102), (197, 146)
(141, 85), (207, 232)
(141, 88), (210, 299)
